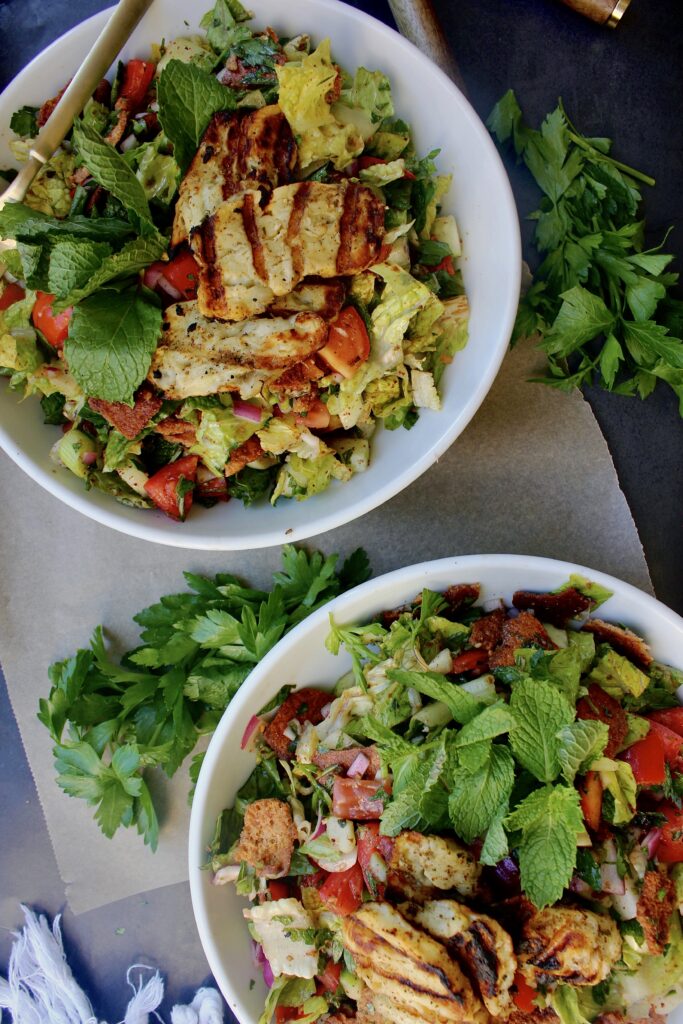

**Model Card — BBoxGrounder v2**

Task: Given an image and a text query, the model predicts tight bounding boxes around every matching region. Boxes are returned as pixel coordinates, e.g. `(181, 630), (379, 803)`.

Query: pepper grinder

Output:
(557, 0), (633, 27)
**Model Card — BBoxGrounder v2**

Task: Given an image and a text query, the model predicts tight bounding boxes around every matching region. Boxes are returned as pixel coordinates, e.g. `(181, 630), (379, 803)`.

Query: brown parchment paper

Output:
(0, 339), (651, 914)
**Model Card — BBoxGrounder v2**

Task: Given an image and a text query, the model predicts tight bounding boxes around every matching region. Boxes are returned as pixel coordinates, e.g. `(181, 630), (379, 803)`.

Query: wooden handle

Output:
(557, 0), (632, 26)
(386, 0), (467, 94)
(32, 0), (154, 163)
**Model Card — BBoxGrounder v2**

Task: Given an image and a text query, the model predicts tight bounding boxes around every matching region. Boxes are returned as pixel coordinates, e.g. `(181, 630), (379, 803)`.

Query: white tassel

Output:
(0, 906), (99, 1024)
(0, 907), (223, 1024)
(121, 966), (165, 1024)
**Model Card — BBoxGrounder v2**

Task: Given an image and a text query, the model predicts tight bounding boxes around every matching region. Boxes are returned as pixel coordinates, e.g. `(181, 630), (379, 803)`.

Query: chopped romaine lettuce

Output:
(272, 451), (351, 501)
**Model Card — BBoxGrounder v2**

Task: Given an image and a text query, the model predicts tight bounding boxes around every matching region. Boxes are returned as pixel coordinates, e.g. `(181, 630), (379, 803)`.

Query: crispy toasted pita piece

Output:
(637, 869), (676, 954)
(235, 798), (297, 878)
(171, 106), (297, 246)
(191, 181), (384, 321)
(488, 610), (557, 668)
(512, 587), (591, 625)
(89, 382), (162, 439)
(148, 301), (328, 400)
(469, 608), (506, 652)
(582, 618), (653, 668)
(224, 436), (264, 477)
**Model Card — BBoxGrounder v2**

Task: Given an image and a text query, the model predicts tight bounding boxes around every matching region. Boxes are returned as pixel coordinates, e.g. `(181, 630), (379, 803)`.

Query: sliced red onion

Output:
(232, 398), (263, 422)
(311, 819), (326, 841)
(570, 874), (593, 896)
(254, 942), (267, 966)
(320, 703), (332, 718)
(600, 859), (625, 895)
(261, 959), (274, 989)
(80, 450), (98, 466)
(156, 275), (183, 302)
(241, 714), (261, 750)
(142, 265), (165, 291)
(642, 828), (662, 858)
(347, 752), (370, 778)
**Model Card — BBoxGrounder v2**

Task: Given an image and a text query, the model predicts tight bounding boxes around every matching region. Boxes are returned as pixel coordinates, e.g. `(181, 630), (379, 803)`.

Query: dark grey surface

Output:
(0, 0), (681, 1017)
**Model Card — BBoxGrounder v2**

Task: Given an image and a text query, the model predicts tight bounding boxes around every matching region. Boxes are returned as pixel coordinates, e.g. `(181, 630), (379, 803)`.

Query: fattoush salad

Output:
(209, 577), (683, 1024)
(0, 0), (468, 521)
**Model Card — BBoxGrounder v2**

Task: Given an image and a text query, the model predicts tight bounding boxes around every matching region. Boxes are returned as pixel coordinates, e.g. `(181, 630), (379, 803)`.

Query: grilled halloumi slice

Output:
(518, 907), (622, 986)
(268, 278), (346, 319)
(191, 181), (384, 322)
(171, 106), (297, 246)
(387, 831), (482, 902)
(342, 902), (487, 1024)
(403, 900), (516, 1018)
(148, 301), (328, 400)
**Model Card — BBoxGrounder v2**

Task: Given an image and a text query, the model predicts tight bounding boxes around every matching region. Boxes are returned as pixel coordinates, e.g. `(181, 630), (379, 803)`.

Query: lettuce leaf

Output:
(0, 292), (43, 393)
(186, 399), (261, 476)
(276, 40), (364, 171)
(272, 451), (351, 502)
(334, 67), (394, 142)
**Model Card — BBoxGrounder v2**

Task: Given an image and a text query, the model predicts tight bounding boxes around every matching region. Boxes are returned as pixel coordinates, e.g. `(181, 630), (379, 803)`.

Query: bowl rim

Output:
(188, 552), (683, 1017)
(0, 0), (521, 550)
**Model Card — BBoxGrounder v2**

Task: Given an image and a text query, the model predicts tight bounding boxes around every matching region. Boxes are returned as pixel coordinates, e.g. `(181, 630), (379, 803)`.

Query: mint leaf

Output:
(509, 677), (574, 782)
(507, 785), (584, 908)
(381, 735), (449, 836)
(51, 236), (166, 310)
(454, 702), (515, 748)
(480, 812), (508, 867)
(388, 668), (481, 724)
(0, 202), (134, 244)
(157, 60), (237, 173)
(65, 287), (162, 403)
(556, 720), (609, 783)
(544, 286), (615, 357)
(448, 744), (515, 843)
(72, 119), (156, 234)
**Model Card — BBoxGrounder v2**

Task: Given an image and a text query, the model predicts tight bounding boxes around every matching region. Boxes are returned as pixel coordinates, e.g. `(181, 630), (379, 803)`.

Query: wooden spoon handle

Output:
(386, 0), (467, 94)
(557, 0), (633, 26)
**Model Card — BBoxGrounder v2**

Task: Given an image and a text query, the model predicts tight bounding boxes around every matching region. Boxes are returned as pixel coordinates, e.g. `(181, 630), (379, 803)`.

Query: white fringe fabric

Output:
(0, 907), (224, 1024)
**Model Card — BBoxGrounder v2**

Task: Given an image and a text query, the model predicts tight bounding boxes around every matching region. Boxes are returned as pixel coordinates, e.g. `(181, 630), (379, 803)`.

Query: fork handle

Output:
(386, 0), (467, 94)
(31, 0), (154, 165)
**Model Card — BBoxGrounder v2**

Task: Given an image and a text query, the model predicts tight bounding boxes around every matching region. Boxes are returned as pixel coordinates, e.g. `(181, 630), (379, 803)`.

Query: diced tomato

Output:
(646, 719), (683, 767)
(162, 249), (200, 300)
(578, 770), (603, 831)
(119, 59), (156, 110)
(31, 291), (73, 349)
(576, 684), (628, 758)
(267, 879), (290, 901)
(332, 777), (391, 821)
(0, 282), (25, 310)
(318, 306), (371, 379)
(431, 255), (455, 275)
(648, 708), (683, 738)
(196, 474), (229, 503)
(512, 970), (537, 1014)
(319, 862), (364, 916)
(299, 868), (328, 890)
(621, 727), (666, 786)
(274, 1008), (302, 1024)
(451, 649), (490, 675)
(144, 454), (198, 521)
(357, 821), (394, 899)
(317, 960), (342, 993)
(294, 398), (331, 430)
(656, 803), (683, 863)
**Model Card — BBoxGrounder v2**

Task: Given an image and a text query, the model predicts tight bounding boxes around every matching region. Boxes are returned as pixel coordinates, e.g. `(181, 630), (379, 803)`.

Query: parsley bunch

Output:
(38, 545), (370, 850)
(488, 91), (683, 412)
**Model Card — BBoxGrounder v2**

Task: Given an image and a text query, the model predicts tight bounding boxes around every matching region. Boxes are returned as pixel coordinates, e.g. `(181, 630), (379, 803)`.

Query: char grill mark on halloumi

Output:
(171, 105), (297, 246)
(404, 900), (516, 1019)
(147, 300), (328, 400)
(268, 278), (346, 320)
(342, 903), (487, 1024)
(192, 181), (384, 322)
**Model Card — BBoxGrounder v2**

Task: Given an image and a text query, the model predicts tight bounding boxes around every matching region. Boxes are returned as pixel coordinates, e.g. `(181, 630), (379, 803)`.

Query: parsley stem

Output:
(566, 131), (655, 188)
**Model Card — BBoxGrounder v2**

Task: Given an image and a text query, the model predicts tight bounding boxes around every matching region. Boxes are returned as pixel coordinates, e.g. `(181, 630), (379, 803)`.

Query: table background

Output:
(0, 0), (681, 1019)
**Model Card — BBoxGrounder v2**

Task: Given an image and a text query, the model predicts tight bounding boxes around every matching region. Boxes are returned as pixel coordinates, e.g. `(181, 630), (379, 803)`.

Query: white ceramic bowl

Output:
(0, 0), (520, 549)
(189, 553), (683, 1022)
